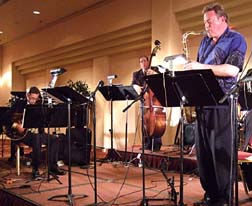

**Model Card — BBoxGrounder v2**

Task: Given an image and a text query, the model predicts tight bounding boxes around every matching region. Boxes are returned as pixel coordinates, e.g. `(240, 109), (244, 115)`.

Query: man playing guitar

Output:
(2, 86), (65, 180)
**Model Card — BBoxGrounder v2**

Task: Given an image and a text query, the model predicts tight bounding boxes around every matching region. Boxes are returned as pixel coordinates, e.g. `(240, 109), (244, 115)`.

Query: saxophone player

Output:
(184, 3), (247, 206)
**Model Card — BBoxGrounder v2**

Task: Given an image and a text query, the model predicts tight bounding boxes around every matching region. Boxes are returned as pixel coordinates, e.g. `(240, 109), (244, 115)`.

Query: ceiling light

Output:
(0, 31), (3, 34)
(33, 11), (40, 15)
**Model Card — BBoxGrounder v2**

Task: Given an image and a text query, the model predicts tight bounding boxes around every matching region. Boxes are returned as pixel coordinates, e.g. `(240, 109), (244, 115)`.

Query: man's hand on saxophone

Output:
(184, 60), (206, 70)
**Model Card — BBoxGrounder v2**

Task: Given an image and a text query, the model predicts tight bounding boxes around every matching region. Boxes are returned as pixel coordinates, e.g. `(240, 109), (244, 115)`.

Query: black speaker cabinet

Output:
(184, 123), (195, 146)
(64, 127), (92, 166)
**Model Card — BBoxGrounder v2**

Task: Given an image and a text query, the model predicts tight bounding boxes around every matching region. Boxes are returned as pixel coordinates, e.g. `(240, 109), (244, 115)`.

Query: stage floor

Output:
(0, 143), (252, 205)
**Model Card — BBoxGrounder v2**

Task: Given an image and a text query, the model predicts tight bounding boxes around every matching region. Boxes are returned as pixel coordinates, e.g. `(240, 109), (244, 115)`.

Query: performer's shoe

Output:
(194, 193), (210, 206)
(32, 169), (42, 181)
(194, 198), (208, 206)
(194, 194), (228, 206)
(49, 166), (66, 176)
(8, 156), (16, 163)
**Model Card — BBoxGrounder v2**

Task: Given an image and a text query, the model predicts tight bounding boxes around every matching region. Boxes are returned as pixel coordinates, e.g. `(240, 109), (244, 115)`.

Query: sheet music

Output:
(41, 90), (64, 105)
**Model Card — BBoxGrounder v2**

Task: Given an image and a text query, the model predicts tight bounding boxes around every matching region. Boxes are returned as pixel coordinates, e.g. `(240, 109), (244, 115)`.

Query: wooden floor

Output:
(0, 141), (252, 206)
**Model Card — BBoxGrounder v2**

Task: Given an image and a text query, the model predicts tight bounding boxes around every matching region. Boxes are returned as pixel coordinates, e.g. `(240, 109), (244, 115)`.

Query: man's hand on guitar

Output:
(12, 121), (25, 135)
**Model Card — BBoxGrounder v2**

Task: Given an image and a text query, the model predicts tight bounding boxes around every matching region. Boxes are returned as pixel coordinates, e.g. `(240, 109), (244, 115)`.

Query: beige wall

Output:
(0, 0), (252, 149)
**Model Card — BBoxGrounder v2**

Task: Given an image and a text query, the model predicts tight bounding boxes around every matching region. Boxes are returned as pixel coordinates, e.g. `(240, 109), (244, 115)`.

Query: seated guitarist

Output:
(2, 86), (66, 180)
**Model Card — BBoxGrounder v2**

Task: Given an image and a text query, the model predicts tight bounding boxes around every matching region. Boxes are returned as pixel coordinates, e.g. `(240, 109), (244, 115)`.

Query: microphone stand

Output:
(91, 93), (98, 205)
(216, 67), (251, 206)
(48, 75), (58, 88)
(219, 72), (252, 206)
(87, 80), (107, 206)
(122, 89), (148, 206)
(124, 96), (129, 164)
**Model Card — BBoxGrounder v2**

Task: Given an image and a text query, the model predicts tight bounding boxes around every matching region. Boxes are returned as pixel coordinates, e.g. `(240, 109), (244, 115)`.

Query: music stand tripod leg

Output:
(46, 128), (62, 184)
(178, 101), (186, 206)
(101, 100), (121, 163)
(108, 100), (121, 161)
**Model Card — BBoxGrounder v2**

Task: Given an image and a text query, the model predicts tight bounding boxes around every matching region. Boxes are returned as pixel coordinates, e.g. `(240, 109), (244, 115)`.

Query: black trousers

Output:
(195, 106), (232, 202)
(145, 136), (162, 147)
(11, 132), (59, 170)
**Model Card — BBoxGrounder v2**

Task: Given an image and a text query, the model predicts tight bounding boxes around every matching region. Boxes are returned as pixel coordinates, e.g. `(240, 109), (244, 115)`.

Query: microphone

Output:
(50, 68), (66, 75)
(91, 80), (104, 97)
(107, 74), (117, 80)
(154, 39), (161, 46)
(107, 74), (117, 86)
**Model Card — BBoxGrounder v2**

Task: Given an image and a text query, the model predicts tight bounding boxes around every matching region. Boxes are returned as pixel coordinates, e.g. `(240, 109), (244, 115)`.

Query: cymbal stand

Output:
(48, 99), (88, 205)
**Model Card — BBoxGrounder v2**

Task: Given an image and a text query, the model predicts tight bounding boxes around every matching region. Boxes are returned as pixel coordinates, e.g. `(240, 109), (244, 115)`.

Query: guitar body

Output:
(4, 112), (28, 141)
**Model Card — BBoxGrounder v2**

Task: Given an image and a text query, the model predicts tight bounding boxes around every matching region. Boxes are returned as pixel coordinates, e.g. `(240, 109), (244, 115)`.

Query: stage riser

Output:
(0, 189), (39, 206)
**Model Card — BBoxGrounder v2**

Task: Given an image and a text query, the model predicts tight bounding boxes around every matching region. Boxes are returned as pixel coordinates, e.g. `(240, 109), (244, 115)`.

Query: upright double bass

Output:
(143, 41), (166, 138)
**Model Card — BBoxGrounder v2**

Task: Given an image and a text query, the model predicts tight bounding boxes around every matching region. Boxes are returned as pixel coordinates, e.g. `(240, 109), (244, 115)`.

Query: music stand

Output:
(11, 91), (26, 99)
(145, 69), (228, 206)
(42, 86), (89, 205)
(99, 85), (138, 162)
(23, 104), (67, 183)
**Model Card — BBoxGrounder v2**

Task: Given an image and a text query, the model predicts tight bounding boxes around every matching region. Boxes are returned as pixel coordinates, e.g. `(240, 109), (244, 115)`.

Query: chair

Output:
(237, 112), (252, 194)
(238, 151), (252, 195)
(238, 133), (252, 195)
(15, 143), (46, 176)
(16, 143), (30, 176)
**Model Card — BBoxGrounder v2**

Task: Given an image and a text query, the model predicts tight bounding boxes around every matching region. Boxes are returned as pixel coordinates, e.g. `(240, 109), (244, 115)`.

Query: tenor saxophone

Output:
(182, 31), (204, 123)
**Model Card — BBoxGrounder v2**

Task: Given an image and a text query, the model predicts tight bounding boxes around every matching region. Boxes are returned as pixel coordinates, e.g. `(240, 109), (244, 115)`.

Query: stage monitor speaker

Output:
(64, 127), (91, 166)
(184, 123), (195, 146)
